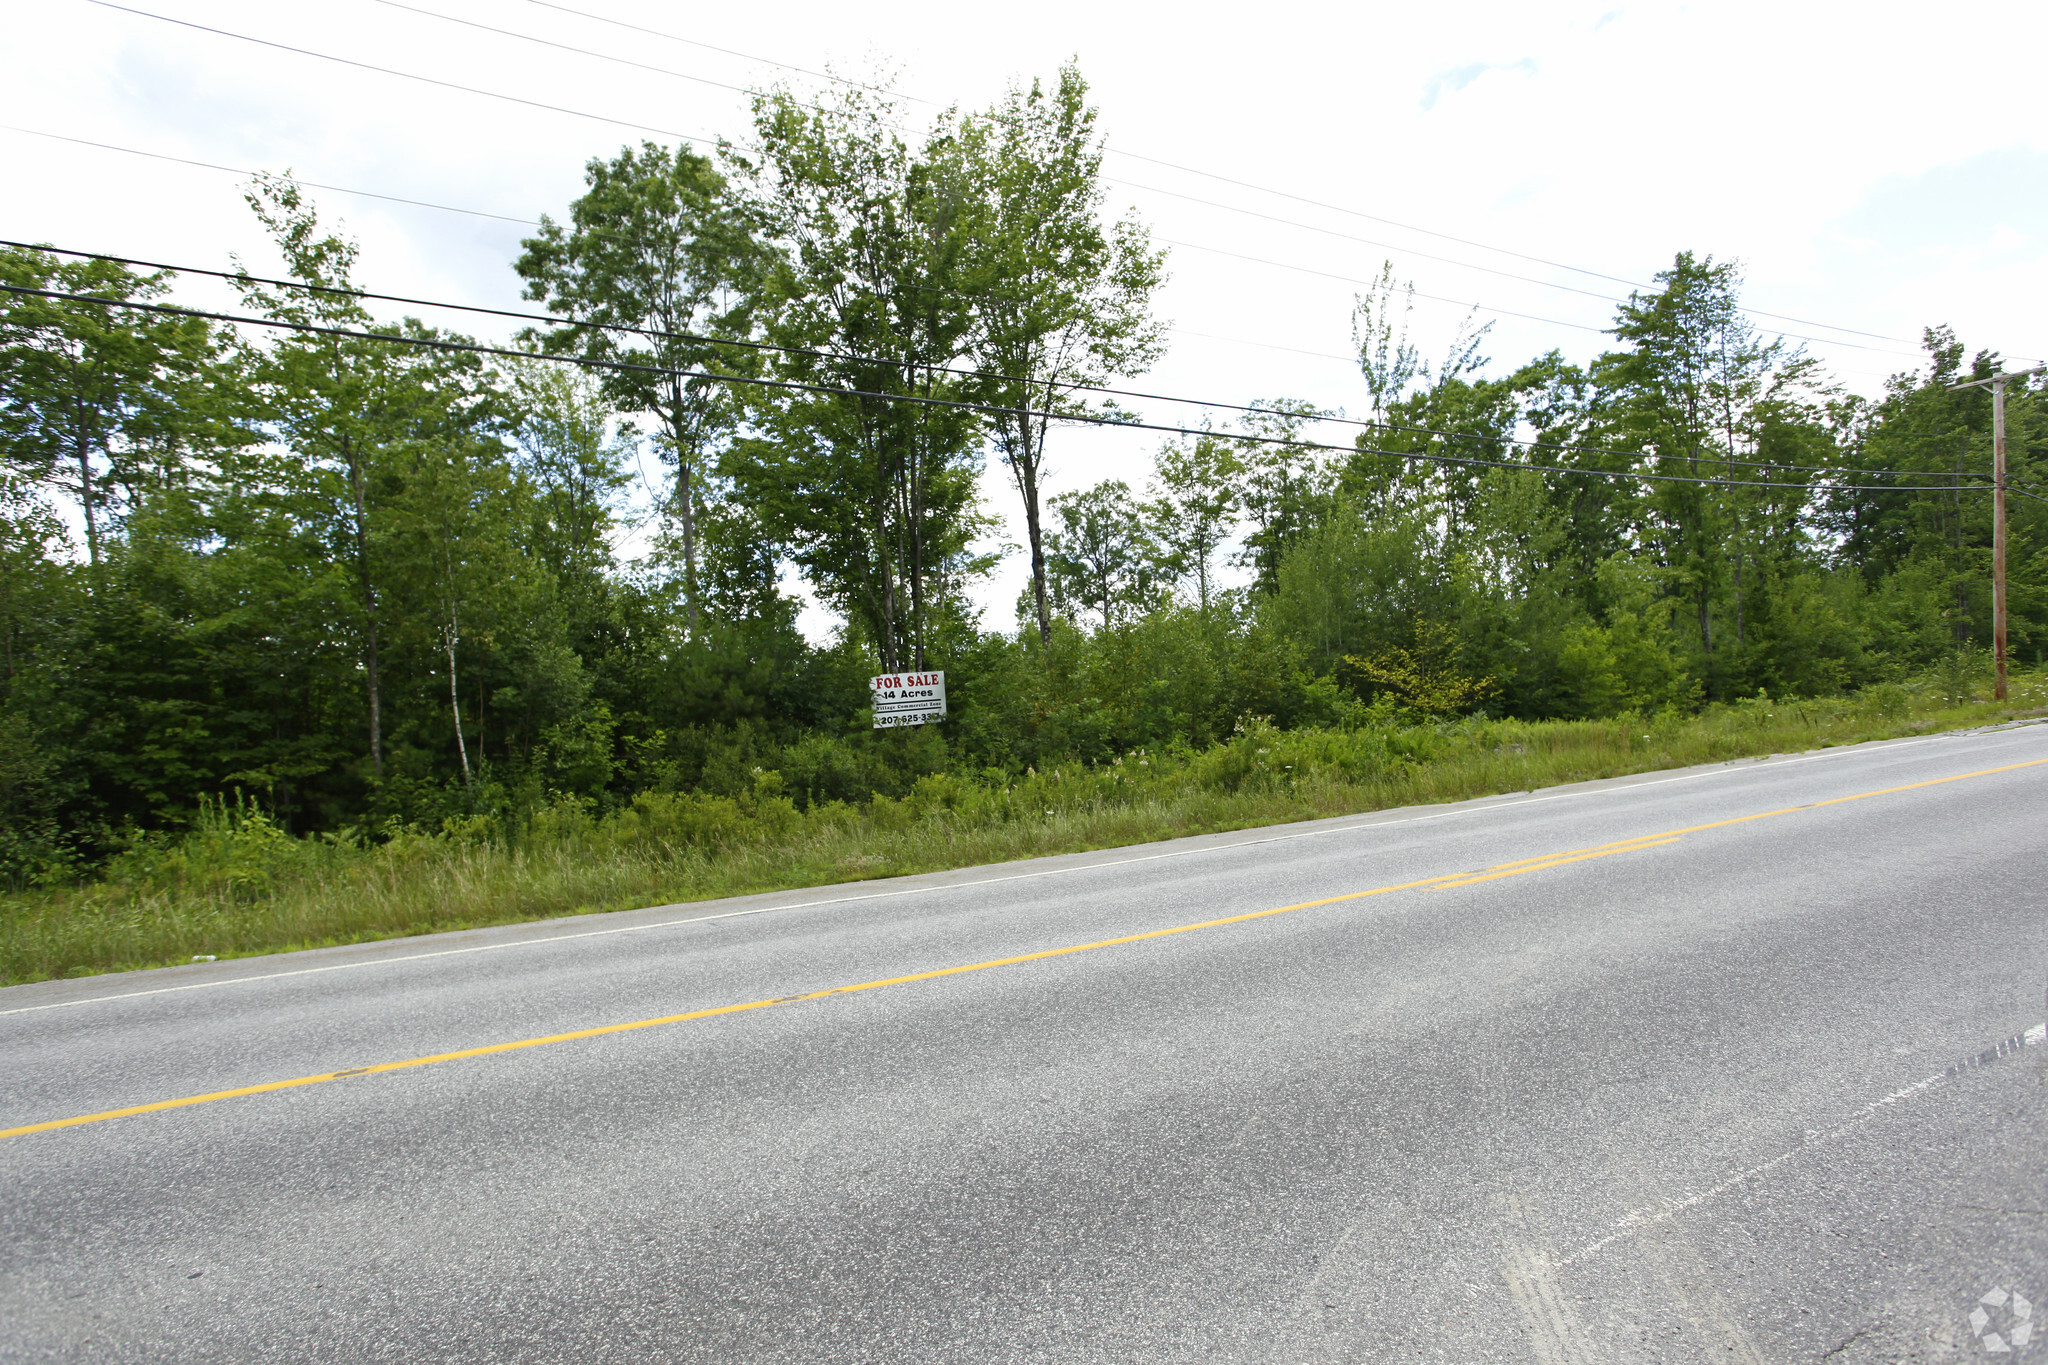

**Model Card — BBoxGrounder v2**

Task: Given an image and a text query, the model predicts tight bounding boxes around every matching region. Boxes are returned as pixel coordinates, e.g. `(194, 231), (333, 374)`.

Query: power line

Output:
(1124, 176), (1630, 306)
(1172, 328), (1356, 366)
(9, 238), (1961, 484)
(1165, 238), (1930, 363)
(1166, 237), (1608, 337)
(517, 0), (891, 102)
(368, 0), (1661, 338)
(18, 233), (2005, 483)
(1, 87), (1648, 362)
(1111, 155), (1950, 351)
(83, 0), (2002, 370)
(0, 281), (1993, 498)
(0, 130), (1463, 385)
(361, 0), (1939, 360)
(367, 0), (872, 135)
(374, 0), (758, 104)
(1130, 180), (1925, 359)
(504, 0), (1947, 353)
(1159, 237), (1920, 384)
(82, 0), (713, 147)
(0, 124), (543, 225)
(0, 137), (1366, 384)
(18, 104), (1647, 373)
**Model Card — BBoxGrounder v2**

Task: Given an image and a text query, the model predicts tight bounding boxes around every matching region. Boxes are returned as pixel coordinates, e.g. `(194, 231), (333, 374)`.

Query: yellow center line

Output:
(6, 753), (2045, 1144)
(1610, 756), (2048, 845)
(0, 872), (1465, 1142)
(1433, 838), (1684, 889)
(1472, 835), (1684, 875)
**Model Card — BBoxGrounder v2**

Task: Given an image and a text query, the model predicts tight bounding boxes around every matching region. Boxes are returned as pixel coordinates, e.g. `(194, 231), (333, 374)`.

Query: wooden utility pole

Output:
(1948, 364), (2045, 701)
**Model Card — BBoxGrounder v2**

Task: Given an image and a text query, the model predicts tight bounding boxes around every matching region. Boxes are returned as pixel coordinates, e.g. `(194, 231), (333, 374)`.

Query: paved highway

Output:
(4, 724), (2046, 1363)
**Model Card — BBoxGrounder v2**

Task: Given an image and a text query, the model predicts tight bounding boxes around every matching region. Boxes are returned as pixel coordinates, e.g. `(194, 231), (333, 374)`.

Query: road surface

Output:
(4, 723), (2046, 1362)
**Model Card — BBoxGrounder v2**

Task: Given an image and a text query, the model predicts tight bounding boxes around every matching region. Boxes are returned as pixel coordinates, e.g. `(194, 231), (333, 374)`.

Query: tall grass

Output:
(4, 673), (2042, 986)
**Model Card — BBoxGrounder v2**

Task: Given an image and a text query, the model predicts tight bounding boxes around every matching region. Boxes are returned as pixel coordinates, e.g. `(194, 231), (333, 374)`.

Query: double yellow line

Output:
(4, 754), (2042, 1143)
(1430, 834), (1683, 889)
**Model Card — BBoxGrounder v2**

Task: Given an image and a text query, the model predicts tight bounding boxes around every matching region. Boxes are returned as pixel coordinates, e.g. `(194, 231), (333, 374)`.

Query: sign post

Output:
(871, 671), (946, 729)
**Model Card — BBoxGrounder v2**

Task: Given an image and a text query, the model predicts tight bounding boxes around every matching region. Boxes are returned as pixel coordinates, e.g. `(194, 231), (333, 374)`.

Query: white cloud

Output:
(1419, 59), (1537, 112)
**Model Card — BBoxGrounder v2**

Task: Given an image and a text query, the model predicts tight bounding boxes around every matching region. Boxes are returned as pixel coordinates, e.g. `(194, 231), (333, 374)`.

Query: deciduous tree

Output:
(515, 143), (757, 634)
(957, 66), (1166, 644)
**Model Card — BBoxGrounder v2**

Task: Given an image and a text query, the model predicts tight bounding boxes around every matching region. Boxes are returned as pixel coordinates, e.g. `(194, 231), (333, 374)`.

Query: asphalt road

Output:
(4, 724), (2047, 1363)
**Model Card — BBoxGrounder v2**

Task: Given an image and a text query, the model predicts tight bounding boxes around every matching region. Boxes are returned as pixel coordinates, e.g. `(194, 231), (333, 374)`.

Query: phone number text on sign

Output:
(871, 671), (946, 728)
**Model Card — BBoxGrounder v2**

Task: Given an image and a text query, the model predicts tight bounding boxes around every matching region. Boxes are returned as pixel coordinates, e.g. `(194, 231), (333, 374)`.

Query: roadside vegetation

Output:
(4, 664), (2038, 986)
(5, 61), (2046, 986)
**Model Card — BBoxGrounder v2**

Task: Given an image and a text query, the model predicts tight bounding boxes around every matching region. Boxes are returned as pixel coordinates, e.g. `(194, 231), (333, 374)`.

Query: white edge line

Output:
(1554, 1022), (2048, 1268)
(1, 726), (2034, 1019)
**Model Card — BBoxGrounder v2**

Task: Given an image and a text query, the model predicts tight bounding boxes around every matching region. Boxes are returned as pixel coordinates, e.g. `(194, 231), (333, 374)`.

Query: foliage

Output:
(5, 668), (2038, 985)
(513, 143), (756, 630)
(1044, 478), (1165, 629)
(724, 81), (990, 672)
(1, 62), (2044, 948)
(0, 246), (225, 569)
(955, 64), (1167, 642)
(1343, 621), (1498, 716)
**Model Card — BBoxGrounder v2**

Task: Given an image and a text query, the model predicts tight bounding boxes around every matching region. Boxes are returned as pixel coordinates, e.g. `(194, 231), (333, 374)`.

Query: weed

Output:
(2, 672), (2041, 985)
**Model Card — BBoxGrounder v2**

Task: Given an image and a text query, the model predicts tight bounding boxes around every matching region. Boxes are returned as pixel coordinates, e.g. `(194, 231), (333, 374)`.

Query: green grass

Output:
(4, 674), (2043, 987)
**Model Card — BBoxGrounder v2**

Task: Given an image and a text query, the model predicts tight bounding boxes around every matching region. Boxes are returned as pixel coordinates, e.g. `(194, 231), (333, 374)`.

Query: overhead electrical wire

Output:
(10, 238), (1984, 485)
(1123, 176), (1633, 307)
(15, 103), (1657, 369)
(1162, 238), (1932, 360)
(1126, 180), (1925, 360)
(365, 0), (880, 135)
(1174, 328), (1357, 366)
(1167, 237), (1609, 337)
(501, 0), (1947, 351)
(3, 126), (1910, 394)
(6, 116), (1896, 387)
(374, 0), (761, 105)
(0, 125), (542, 226)
(361, 0), (1934, 360)
(80, 0), (714, 147)
(80, 0), (1997, 367)
(367, 0), (1642, 325)
(0, 127), (1443, 377)
(1, 280), (2002, 499)
(516, 0), (891, 102)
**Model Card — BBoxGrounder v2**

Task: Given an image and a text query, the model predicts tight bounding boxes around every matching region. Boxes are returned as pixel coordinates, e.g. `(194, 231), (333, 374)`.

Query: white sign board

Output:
(871, 671), (946, 728)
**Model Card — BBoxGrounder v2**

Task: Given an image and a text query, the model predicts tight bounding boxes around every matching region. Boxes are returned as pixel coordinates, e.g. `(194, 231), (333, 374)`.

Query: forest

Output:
(2, 67), (2044, 891)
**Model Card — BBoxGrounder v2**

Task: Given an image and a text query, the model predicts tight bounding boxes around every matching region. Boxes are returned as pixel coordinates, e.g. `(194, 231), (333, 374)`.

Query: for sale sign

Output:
(871, 671), (946, 728)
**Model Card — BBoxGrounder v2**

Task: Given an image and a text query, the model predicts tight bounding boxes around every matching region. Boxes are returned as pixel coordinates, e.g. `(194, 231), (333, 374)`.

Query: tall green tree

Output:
(1825, 328), (2044, 662)
(1343, 264), (1502, 542)
(1046, 479), (1159, 630)
(233, 176), (497, 779)
(956, 65), (1167, 644)
(0, 247), (220, 575)
(505, 359), (630, 627)
(0, 473), (79, 877)
(729, 83), (989, 671)
(1146, 425), (1241, 612)
(1598, 251), (1824, 668)
(515, 142), (757, 634)
(1234, 400), (1337, 594)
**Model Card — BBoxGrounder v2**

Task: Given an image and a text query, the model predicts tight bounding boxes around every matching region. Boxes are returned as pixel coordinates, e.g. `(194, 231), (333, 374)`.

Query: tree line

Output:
(1, 66), (2041, 881)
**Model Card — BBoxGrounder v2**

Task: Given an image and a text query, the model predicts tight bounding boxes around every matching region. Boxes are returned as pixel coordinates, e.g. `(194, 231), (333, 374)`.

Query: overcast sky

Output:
(6, 0), (2044, 633)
